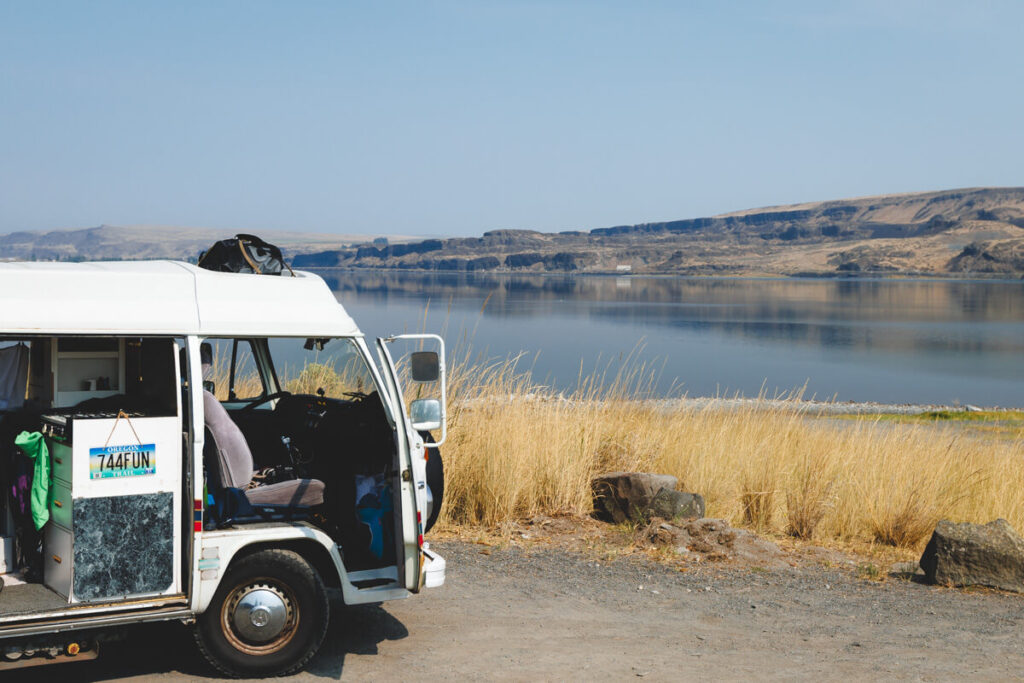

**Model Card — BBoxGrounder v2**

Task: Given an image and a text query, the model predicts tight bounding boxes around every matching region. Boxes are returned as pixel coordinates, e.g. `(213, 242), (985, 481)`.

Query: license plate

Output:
(88, 444), (157, 479)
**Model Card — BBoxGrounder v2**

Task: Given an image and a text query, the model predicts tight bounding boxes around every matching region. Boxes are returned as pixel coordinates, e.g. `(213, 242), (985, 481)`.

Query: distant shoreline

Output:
(666, 396), (1024, 414)
(303, 265), (1024, 284)
(467, 393), (1023, 414)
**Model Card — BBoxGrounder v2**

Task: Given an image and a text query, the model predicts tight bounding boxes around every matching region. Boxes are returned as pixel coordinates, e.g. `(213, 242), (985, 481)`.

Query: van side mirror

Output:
(203, 380), (216, 394)
(409, 398), (442, 431)
(410, 352), (439, 382)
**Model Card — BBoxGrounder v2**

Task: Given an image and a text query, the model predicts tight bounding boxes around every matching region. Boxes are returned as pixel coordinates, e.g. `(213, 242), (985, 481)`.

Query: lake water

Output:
(320, 271), (1024, 407)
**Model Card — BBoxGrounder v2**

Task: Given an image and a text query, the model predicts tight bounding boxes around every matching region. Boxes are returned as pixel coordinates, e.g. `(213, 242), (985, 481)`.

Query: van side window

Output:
(204, 339), (266, 401)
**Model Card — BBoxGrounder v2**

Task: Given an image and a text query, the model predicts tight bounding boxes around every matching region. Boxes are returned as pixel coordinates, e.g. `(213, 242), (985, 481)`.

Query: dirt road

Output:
(9, 540), (1024, 681)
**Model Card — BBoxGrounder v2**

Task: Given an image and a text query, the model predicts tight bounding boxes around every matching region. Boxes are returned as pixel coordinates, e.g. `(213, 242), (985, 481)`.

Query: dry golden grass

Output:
(207, 340), (1024, 552)
(437, 354), (1024, 551)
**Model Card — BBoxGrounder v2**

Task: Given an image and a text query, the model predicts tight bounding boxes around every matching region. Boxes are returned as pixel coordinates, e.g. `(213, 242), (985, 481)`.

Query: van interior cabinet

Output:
(41, 414), (181, 603)
(51, 338), (126, 407)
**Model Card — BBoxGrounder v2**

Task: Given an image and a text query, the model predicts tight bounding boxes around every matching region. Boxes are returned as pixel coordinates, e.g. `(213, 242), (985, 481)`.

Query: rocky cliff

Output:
(292, 187), (1024, 277)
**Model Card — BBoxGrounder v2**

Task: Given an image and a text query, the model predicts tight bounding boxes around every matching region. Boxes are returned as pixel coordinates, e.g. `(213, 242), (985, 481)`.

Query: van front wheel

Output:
(195, 549), (329, 678)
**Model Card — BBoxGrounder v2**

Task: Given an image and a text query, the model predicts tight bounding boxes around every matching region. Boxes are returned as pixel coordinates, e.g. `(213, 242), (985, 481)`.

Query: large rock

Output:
(591, 472), (705, 523)
(919, 519), (1024, 592)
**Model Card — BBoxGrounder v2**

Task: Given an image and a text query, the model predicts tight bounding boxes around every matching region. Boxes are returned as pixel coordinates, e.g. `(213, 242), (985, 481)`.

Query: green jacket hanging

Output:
(15, 431), (50, 530)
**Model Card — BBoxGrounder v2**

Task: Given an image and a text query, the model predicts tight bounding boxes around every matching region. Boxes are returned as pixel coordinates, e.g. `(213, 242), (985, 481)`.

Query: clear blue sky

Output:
(2, 1), (1022, 237)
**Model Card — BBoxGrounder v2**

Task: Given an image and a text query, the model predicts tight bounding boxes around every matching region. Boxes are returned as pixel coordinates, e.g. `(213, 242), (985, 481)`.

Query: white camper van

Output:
(0, 260), (446, 676)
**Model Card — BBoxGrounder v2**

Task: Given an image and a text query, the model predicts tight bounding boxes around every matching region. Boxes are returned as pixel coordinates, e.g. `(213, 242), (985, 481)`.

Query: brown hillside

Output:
(293, 187), (1024, 277)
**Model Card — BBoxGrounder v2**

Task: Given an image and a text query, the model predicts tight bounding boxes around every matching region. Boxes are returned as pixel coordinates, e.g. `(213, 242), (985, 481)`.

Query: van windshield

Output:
(204, 337), (378, 402)
(268, 338), (377, 399)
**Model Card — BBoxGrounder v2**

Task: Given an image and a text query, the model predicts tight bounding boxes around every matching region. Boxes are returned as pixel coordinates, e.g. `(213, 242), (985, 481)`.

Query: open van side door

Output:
(375, 338), (422, 592)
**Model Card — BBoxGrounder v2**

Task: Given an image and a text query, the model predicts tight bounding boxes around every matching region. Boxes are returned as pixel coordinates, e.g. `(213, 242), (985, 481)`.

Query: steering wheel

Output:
(342, 391), (370, 401)
(238, 390), (292, 412)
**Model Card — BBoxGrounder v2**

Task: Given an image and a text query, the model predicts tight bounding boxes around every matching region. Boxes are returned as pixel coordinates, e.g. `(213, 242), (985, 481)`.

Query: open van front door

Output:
(375, 338), (422, 592)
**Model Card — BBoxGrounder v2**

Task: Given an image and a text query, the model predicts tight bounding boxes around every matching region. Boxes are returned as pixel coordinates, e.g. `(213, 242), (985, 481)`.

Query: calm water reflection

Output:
(323, 271), (1024, 406)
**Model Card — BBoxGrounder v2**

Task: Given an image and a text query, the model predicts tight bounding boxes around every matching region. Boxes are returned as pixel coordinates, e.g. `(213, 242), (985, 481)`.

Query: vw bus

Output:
(0, 260), (445, 676)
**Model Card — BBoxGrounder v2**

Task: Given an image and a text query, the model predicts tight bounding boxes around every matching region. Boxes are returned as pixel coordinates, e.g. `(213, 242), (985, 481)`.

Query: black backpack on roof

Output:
(197, 234), (294, 276)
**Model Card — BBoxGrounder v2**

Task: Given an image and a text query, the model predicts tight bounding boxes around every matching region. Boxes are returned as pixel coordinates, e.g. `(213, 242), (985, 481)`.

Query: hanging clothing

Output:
(14, 431), (49, 530)
(0, 344), (29, 411)
(355, 473), (393, 559)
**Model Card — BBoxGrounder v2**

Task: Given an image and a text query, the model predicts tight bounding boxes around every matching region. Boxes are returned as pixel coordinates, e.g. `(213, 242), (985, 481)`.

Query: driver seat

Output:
(203, 390), (325, 507)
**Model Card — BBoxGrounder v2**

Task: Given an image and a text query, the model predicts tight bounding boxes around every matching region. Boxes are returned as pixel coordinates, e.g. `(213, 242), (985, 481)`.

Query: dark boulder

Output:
(919, 519), (1024, 592)
(591, 472), (704, 524)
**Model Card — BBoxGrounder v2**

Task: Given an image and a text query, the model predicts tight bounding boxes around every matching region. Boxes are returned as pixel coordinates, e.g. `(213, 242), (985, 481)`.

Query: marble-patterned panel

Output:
(72, 492), (174, 601)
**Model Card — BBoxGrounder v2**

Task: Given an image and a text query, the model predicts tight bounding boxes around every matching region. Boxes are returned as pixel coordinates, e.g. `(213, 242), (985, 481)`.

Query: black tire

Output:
(420, 431), (444, 533)
(195, 549), (329, 678)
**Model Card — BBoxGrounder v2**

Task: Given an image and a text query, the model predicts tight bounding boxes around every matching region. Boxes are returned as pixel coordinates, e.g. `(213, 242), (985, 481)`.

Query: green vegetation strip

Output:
(848, 409), (1024, 423)
(834, 410), (1024, 437)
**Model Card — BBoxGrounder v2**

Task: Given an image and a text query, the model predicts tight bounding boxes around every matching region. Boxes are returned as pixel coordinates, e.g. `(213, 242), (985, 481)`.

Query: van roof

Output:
(0, 260), (361, 337)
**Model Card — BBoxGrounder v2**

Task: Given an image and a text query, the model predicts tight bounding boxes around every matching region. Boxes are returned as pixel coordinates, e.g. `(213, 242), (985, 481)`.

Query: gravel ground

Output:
(8, 540), (1024, 681)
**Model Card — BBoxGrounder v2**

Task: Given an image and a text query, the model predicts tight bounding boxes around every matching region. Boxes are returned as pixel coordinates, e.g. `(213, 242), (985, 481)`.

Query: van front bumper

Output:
(421, 545), (446, 589)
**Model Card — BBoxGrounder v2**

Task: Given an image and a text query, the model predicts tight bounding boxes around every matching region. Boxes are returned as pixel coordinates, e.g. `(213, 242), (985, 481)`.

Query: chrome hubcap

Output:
(232, 587), (289, 643)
